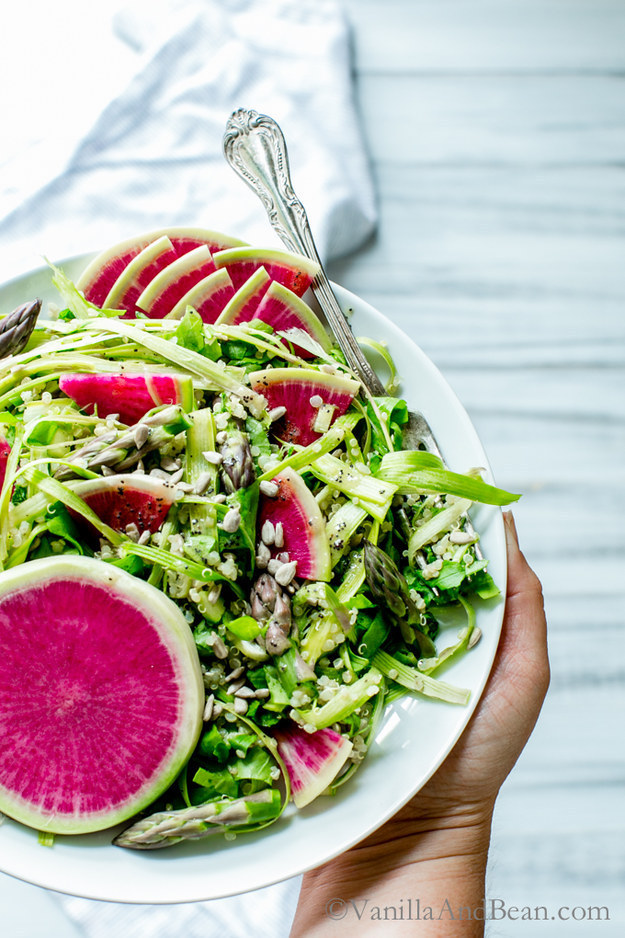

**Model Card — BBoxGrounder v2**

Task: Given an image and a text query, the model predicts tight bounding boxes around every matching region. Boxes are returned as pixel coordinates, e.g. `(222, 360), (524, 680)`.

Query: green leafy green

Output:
(175, 309), (221, 360)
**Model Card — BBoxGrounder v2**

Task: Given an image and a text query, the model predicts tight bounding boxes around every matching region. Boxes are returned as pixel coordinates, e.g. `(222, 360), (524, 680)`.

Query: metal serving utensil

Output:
(223, 108), (481, 568)
(223, 107), (437, 453)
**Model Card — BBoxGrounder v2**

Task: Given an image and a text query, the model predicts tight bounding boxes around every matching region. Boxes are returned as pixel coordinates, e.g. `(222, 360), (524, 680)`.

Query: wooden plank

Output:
(353, 74), (625, 166)
(343, 0), (625, 73)
(327, 165), (625, 371)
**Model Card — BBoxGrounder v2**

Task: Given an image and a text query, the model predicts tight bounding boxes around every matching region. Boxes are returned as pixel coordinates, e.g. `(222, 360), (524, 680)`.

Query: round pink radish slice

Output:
(58, 372), (194, 426)
(258, 465), (331, 581)
(251, 281), (331, 358)
(70, 474), (176, 540)
(0, 555), (204, 834)
(102, 236), (178, 316)
(167, 268), (235, 324)
(249, 368), (360, 446)
(274, 724), (352, 808)
(77, 227), (246, 308)
(136, 246), (215, 319)
(213, 247), (320, 296)
(215, 267), (271, 326)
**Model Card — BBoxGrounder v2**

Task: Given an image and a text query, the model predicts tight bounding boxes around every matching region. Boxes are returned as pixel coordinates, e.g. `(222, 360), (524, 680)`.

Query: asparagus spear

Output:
(219, 426), (255, 492)
(55, 405), (189, 479)
(250, 573), (292, 655)
(113, 790), (279, 849)
(363, 539), (437, 657)
(0, 299), (41, 359)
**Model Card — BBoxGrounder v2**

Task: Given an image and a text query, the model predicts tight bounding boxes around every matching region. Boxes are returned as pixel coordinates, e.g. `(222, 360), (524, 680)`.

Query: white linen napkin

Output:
(59, 878), (303, 938)
(0, 1), (375, 934)
(0, 0), (375, 284)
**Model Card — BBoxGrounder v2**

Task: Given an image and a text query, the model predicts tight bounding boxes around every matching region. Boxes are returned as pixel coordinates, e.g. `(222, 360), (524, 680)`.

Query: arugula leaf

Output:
(175, 309), (221, 360)
(44, 505), (86, 554)
(48, 262), (122, 319)
(245, 416), (272, 464)
(11, 485), (27, 506)
(217, 484), (259, 564)
(192, 766), (238, 798)
(224, 732), (257, 757)
(366, 396), (409, 464)
(230, 747), (274, 785)
(199, 725), (230, 763)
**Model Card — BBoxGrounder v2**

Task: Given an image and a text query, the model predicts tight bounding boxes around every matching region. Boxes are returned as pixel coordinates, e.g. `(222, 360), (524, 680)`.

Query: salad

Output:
(0, 229), (518, 850)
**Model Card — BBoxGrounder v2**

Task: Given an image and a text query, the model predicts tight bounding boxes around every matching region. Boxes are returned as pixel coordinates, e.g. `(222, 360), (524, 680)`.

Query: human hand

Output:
(392, 510), (550, 831)
(291, 513), (550, 936)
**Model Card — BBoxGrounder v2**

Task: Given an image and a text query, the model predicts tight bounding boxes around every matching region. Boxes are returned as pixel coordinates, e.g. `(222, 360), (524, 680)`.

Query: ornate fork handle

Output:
(223, 108), (386, 396)
(222, 108), (482, 565)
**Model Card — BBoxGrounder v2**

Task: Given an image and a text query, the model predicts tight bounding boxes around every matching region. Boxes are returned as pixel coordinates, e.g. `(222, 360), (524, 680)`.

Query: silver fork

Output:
(222, 108), (480, 561)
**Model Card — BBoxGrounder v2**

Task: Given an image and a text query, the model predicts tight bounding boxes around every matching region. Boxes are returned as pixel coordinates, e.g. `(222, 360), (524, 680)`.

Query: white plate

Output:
(0, 256), (506, 903)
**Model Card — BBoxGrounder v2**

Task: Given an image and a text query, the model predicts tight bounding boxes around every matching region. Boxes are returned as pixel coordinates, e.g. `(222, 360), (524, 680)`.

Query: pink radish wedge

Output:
(59, 372), (193, 426)
(167, 268), (235, 324)
(249, 368), (359, 446)
(77, 227), (245, 308)
(213, 247), (320, 296)
(274, 724), (353, 808)
(135, 247), (216, 319)
(102, 236), (178, 316)
(258, 465), (331, 581)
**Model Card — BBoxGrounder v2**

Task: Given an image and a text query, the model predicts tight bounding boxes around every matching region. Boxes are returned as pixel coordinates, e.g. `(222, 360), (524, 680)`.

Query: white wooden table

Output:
(330, 1), (625, 933)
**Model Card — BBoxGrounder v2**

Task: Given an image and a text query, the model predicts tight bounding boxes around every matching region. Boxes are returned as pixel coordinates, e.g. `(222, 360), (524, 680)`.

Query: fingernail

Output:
(503, 511), (519, 545)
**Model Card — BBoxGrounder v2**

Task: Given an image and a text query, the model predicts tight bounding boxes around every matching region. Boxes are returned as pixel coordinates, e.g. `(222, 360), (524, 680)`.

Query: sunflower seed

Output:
(202, 450), (223, 465)
(226, 666), (245, 681)
(259, 480), (279, 497)
(275, 560), (297, 586)
(261, 520), (275, 546)
(193, 471), (213, 495)
(468, 627), (482, 649)
(133, 424), (150, 449)
(203, 694), (215, 721)
(234, 686), (256, 699)
(212, 636), (228, 659)
(220, 506), (241, 533)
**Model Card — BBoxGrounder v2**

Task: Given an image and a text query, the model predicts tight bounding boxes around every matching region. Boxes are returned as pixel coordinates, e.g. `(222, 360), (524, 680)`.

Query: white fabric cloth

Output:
(0, 0), (375, 283)
(59, 879), (303, 938)
(0, 0), (374, 934)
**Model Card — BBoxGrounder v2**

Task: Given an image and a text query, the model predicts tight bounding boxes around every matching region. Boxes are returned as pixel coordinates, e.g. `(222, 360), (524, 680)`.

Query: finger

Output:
(504, 511), (544, 605)
(496, 511), (550, 693)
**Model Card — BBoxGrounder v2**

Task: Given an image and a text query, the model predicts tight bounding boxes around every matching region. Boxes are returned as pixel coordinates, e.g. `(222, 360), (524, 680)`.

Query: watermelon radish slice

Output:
(135, 246), (216, 319)
(70, 474), (176, 541)
(59, 372), (194, 426)
(102, 236), (178, 316)
(252, 281), (331, 358)
(213, 247), (320, 297)
(0, 555), (204, 834)
(274, 724), (352, 808)
(0, 435), (10, 491)
(76, 227), (246, 308)
(249, 368), (360, 446)
(258, 465), (331, 581)
(167, 268), (235, 323)
(215, 267), (271, 326)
